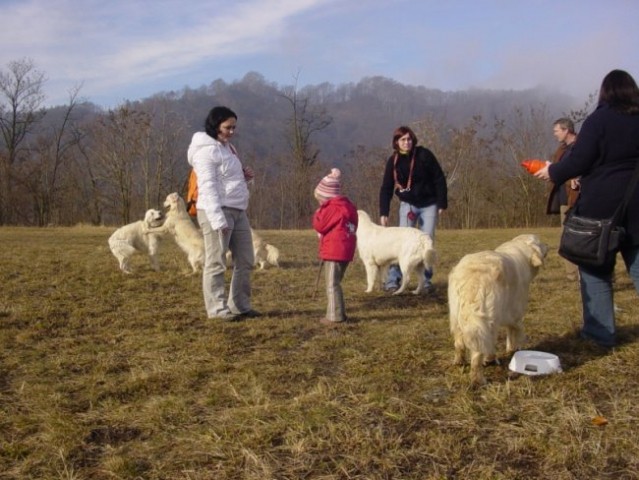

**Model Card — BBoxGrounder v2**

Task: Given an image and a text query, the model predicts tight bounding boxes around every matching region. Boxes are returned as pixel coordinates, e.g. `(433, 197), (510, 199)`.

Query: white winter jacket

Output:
(187, 132), (249, 229)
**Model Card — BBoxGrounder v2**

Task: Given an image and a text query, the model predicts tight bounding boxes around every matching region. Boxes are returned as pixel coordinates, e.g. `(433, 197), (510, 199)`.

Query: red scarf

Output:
(393, 149), (415, 192)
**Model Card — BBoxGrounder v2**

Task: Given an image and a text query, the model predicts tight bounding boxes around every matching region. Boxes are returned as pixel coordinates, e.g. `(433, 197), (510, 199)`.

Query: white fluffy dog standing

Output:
(108, 209), (166, 274)
(147, 192), (205, 274)
(356, 210), (436, 295)
(448, 234), (548, 385)
(225, 229), (280, 269)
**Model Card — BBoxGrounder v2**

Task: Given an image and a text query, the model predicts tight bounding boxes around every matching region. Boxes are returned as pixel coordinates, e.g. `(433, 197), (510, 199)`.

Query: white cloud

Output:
(1, 0), (638, 107)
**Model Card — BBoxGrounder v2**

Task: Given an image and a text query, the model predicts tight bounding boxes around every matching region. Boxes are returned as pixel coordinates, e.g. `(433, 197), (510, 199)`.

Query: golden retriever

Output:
(225, 229), (280, 269)
(251, 229), (280, 269)
(356, 210), (436, 295)
(448, 234), (548, 385)
(108, 209), (166, 273)
(147, 192), (204, 274)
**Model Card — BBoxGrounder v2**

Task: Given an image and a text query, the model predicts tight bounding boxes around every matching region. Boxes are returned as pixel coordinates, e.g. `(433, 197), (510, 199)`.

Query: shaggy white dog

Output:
(448, 234), (548, 386)
(147, 192), (205, 274)
(108, 209), (166, 274)
(251, 229), (280, 270)
(356, 210), (436, 295)
(225, 229), (280, 270)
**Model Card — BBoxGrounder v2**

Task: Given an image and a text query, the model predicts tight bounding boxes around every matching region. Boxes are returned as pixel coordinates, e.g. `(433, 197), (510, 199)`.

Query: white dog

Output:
(251, 229), (280, 269)
(356, 210), (436, 295)
(108, 209), (166, 274)
(448, 234), (548, 386)
(147, 192), (205, 274)
(225, 229), (280, 269)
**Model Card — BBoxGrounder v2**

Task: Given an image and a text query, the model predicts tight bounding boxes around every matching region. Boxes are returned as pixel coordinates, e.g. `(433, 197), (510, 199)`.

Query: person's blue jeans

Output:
(385, 202), (438, 289)
(579, 245), (639, 347)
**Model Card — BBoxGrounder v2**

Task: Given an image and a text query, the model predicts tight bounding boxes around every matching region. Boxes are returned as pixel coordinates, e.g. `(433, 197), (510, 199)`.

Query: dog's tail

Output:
(266, 244), (280, 267)
(419, 234), (436, 269)
(449, 261), (502, 356)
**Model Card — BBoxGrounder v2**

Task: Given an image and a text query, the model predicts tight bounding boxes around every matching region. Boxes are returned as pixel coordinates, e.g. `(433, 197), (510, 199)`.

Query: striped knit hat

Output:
(314, 168), (342, 199)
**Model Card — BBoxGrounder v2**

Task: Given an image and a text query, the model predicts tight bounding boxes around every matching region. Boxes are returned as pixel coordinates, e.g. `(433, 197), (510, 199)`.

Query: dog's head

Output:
(357, 210), (375, 227)
(144, 208), (165, 228)
(163, 192), (187, 213)
(513, 234), (548, 268)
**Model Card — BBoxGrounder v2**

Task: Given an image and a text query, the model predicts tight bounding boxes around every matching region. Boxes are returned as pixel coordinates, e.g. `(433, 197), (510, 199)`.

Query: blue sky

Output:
(1, 0), (638, 108)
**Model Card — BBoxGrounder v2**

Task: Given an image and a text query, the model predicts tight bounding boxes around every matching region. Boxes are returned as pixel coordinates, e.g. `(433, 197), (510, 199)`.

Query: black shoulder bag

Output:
(558, 159), (639, 268)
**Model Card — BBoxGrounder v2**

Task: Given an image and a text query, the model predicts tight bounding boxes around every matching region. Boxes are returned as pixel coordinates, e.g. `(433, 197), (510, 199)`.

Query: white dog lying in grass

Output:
(108, 209), (166, 274)
(225, 229), (280, 270)
(356, 210), (436, 295)
(448, 234), (548, 386)
(146, 192), (204, 274)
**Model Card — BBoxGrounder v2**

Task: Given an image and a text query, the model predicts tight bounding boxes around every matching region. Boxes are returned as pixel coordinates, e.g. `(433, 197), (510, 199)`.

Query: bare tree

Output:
(88, 106), (152, 224)
(344, 144), (388, 218)
(0, 58), (46, 224)
(492, 105), (555, 227)
(139, 99), (188, 208)
(281, 75), (332, 228)
(16, 86), (83, 225)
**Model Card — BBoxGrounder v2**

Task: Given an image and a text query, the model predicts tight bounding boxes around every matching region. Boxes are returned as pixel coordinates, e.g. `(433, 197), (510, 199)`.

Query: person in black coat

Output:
(379, 125), (447, 292)
(535, 69), (639, 348)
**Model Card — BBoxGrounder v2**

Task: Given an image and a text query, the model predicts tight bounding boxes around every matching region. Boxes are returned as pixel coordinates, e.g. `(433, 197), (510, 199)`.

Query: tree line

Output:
(0, 59), (593, 229)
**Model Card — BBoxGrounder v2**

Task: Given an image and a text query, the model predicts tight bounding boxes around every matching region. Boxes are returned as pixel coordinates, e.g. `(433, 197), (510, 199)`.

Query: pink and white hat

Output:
(314, 168), (342, 199)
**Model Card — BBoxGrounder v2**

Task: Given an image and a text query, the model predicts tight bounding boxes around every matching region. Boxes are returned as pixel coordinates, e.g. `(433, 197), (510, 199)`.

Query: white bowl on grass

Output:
(508, 350), (562, 376)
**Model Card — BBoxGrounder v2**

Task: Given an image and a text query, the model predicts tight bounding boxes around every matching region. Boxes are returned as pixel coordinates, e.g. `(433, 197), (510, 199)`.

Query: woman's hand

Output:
(380, 216), (388, 227)
(243, 166), (255, 182)
(533, 162), (552, 181)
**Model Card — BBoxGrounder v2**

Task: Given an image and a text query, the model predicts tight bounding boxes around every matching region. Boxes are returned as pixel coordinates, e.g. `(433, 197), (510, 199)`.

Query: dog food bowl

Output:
(508, 350), (562, 376)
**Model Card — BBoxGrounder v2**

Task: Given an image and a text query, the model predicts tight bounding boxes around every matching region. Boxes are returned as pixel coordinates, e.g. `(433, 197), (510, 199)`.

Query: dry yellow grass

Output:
(1, 225), (638, 479)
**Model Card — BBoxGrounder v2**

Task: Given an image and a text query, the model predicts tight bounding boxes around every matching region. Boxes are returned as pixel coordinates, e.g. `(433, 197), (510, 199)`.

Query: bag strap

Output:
(612, 158), (639, 224)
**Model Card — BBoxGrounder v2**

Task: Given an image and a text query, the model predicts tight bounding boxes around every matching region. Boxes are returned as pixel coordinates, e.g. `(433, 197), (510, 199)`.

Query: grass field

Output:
(1, 225), (638, 479)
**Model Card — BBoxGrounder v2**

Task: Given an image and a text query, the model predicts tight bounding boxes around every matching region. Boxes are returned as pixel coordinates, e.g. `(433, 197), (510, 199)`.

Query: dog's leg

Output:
(185, 251), (201, 275)
(148, 237), (161, 272)
(470, 351), (486, 386)
(144, 223), (170, 235)
(413, 266), (425, 295)
(453, 335), (466, 366)
(365, 262), (378, 293)
(393, 267), (410, 295)
(379, 264), (389, 290)
(483, 330), (500, 365)
(112, 243), (135, 274)
(506, 323), (527, 354)
(121, 256), (133, 274)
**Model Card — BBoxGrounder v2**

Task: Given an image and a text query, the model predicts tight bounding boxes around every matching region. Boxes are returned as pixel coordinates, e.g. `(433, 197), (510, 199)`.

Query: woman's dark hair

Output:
(598, 69), (639, 114)
(204, 106), (237, 139)
(392, 126), (418, 152)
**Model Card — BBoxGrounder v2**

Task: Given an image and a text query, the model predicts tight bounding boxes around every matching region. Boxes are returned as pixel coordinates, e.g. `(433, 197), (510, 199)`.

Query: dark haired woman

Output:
(379, 125), (448, 293)
(188, 106), (260, 320)
(536, 69), (639, 348)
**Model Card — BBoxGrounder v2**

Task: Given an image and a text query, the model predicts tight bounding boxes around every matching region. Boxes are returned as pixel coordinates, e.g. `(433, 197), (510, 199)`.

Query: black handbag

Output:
(558, 160), (639, 268)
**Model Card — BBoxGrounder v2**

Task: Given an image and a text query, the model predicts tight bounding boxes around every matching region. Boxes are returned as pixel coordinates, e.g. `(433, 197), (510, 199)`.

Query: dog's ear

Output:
(530, 243), (546, 268)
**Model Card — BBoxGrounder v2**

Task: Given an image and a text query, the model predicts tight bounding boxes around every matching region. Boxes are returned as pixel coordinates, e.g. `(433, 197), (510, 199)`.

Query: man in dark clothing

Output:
(546, 117), (579, 280)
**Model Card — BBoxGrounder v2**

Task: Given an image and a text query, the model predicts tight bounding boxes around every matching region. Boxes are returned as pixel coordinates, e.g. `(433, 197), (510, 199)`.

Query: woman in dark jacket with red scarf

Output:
(379, 126), (448, 292)
(536, 69), (639, 348)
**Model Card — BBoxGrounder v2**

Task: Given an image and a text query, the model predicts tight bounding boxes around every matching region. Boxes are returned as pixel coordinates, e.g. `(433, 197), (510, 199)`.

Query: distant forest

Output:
(0, 60), (594, 229)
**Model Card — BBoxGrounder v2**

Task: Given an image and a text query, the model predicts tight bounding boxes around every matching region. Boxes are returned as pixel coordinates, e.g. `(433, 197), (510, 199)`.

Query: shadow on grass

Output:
(529, 324), (639, 370)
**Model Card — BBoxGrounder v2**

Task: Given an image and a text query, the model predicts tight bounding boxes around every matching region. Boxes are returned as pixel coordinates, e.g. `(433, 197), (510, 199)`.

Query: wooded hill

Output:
(1, 63), (589, 229)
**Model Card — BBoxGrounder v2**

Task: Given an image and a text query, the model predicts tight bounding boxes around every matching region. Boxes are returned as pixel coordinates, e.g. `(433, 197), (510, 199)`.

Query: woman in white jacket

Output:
(188, 106), (260, 320)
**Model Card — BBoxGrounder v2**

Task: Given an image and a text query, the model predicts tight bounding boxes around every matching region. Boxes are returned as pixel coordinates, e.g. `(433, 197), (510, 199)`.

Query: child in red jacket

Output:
(312, 168), (358, 325)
